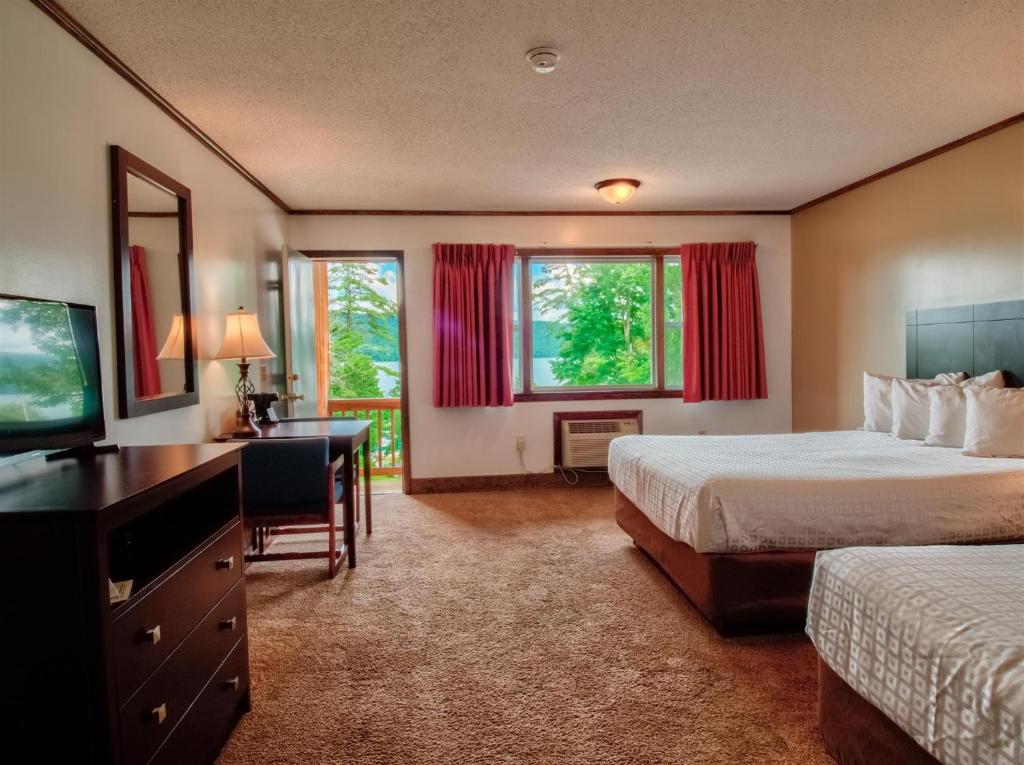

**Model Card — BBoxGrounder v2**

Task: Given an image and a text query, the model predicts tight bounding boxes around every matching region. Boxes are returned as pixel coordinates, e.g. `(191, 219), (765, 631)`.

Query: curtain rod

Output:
(512, 242), (756, 249)
(514, 242), (677, 248)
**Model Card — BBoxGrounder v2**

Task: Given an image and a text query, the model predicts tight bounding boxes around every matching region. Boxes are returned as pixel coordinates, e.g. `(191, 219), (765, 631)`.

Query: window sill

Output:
(513, 389), (683, 403)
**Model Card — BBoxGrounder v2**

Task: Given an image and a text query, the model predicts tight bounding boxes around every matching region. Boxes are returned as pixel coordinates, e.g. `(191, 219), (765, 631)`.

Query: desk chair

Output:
(234, 436), (350, 578)
(280, 415), (367, 528)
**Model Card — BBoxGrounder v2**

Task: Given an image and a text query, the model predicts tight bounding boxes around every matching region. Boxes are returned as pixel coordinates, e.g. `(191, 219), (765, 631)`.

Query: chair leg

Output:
(354, 466), (360, 523)
(327, 512), (338, 579)
(363, 443), (373, 535)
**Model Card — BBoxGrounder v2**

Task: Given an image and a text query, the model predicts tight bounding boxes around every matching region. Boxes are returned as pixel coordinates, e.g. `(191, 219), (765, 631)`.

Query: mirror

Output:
(110, 146), (198, 418)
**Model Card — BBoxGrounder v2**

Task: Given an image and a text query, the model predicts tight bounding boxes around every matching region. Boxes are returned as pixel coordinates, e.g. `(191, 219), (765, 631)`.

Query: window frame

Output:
(513, 247), (682, 403)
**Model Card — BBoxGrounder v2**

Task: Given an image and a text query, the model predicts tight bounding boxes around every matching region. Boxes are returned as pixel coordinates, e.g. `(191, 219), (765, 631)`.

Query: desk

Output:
(220, 419), (371, 568)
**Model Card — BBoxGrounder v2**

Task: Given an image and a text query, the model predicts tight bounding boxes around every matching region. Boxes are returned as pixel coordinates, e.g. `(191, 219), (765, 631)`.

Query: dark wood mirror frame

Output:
(110, 145), (199, 418)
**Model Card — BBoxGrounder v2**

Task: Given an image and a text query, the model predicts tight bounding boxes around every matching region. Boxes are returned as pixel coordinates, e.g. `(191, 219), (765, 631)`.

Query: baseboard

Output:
(408, 470), (611, 494)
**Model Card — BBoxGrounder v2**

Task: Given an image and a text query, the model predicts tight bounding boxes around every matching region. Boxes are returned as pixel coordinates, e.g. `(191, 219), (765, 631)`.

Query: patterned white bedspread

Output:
(607, 431), (1024, 553)
(806, 545), (1024, 765)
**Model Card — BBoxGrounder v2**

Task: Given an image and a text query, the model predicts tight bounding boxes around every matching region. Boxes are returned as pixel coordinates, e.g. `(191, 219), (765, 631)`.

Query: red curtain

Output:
(432, 243), (516, 407)
(681, 242), (767, 403)
(129, 245), (162, 398)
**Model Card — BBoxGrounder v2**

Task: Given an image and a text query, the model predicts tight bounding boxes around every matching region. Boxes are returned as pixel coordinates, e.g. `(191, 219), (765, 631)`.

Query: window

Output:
(513, 249), (683, 400)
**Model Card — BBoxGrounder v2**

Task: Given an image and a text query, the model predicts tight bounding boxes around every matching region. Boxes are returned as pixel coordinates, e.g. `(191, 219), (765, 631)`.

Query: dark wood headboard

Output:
(906, 299), (1024, 386)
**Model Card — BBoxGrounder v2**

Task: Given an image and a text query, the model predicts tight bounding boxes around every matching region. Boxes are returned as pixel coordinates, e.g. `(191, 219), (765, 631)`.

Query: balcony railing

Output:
(327, 398), (402, 476)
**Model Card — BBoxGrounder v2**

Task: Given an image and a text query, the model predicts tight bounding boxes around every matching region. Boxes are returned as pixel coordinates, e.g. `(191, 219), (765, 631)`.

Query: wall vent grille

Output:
(560, 416), (640, 468)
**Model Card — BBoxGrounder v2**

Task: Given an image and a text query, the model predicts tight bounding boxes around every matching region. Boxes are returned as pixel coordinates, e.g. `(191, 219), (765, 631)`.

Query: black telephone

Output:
(247, 392), (280, 424)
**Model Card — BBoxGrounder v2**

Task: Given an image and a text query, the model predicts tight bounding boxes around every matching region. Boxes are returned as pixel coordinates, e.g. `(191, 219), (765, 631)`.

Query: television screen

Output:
(0, 294), (105, 457)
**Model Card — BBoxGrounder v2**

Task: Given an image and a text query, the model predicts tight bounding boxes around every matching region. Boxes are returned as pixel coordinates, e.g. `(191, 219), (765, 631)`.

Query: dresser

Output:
(0, 444), (251, 764)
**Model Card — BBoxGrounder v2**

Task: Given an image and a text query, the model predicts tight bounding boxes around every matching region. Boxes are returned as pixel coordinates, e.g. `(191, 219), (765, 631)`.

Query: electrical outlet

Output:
(515, 436), (527, 452)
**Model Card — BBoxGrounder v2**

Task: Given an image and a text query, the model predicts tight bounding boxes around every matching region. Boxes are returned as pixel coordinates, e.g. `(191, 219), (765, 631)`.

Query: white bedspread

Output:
(806, 545), (1024, 765)
(607, 430), (1024, 553)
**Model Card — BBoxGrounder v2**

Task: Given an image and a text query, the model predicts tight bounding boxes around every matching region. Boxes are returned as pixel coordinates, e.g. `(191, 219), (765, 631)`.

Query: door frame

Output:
(300, 250), (412, 494)
(281, 246), (321, 418)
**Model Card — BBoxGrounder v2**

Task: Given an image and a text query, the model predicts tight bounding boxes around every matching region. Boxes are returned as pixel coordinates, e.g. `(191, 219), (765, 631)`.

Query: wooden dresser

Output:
(0, 444), (251, 764)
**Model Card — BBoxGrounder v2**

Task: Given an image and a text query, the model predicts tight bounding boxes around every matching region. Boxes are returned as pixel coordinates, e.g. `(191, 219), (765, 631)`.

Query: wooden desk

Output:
(257, 419), (372, 568)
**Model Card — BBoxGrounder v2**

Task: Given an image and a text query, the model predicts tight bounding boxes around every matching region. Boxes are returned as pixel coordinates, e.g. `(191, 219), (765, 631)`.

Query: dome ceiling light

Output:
(595, 178), (641, 205)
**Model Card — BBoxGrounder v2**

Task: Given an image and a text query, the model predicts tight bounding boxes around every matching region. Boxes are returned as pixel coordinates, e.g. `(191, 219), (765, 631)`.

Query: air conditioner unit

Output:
(560, 416), (640, 468)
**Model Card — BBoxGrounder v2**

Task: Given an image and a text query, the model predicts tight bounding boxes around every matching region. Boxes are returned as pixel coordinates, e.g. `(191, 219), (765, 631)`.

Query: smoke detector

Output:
(526, 47), (560, 74)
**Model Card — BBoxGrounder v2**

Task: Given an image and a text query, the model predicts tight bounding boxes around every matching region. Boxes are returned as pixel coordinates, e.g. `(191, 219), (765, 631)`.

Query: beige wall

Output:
(1, 0), (288, 445)
(791, 123), (1024, 431)
(290, 215), (792, 479)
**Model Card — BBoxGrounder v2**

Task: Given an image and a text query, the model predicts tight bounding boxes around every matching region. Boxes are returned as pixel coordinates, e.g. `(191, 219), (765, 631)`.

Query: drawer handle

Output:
(215, 556), (235, 571)
(143, 625), (161, 645)
(223, 676), (240, 691)
(219, 616), (237, 632)
(151, 703), (167, 725)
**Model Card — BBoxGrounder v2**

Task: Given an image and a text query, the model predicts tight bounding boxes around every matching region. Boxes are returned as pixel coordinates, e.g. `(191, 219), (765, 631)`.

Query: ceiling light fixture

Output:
(595, 178), (641, 205)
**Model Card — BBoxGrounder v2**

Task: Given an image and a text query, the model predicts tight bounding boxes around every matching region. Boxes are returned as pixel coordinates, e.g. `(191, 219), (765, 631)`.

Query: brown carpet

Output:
(218, 487), (832, 765)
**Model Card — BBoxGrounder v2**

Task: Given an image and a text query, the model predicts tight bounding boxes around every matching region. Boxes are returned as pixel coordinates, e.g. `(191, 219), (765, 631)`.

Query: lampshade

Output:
(595, 178), (641, 205)
(156, 314), (185, 360)
(215, 306), (275, 361)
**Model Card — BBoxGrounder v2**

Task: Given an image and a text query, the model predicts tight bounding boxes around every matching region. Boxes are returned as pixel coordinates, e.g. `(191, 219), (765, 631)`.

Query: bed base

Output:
(817, 657), (940, 765)
(615, 489), (816, 636)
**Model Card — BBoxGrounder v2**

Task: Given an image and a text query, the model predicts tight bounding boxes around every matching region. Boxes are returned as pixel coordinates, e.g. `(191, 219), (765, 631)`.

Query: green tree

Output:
(327, 263), (398, 398)
(0, 299), (85, 419)
(544, 263), (653, 386)
(663, 261), (683, 388)
(531, 262), (578, 318)
(329, 327), (383, 399)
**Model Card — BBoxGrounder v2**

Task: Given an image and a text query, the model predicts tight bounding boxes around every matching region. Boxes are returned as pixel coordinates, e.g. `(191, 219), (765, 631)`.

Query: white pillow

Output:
(891, 378), (939, 440)
(925, 386), (967, 447)
(863, 371), (967, 432)
(925, 371), (1007, 448)
(962, 369), (1005, 388)
(962, 386), (1024, 457)
(863, 373), (896, 432)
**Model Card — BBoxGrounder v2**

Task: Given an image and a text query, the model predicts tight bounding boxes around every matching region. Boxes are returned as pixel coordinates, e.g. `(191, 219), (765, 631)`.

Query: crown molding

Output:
(790, 111), (1024, 213)
(289, 209), (789, 216)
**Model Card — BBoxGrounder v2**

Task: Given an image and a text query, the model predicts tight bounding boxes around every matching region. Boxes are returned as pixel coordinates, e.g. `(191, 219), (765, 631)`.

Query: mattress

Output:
(607, 430), (1024, 553)
(806, 545), (1024, 765)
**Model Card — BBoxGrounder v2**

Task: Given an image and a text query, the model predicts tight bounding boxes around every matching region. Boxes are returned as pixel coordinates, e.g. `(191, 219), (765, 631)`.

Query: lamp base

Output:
(231, 409), (261, 438)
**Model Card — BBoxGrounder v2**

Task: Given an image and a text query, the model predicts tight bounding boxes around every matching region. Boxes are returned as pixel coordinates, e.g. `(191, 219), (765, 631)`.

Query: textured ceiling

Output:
(61, 0), (1024, 211)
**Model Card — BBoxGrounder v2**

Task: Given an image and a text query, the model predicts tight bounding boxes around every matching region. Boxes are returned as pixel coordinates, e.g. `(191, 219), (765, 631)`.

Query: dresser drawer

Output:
(112, 521), (243, 701)
(148, 637), (250, 765)
(118, 580), (247, 765)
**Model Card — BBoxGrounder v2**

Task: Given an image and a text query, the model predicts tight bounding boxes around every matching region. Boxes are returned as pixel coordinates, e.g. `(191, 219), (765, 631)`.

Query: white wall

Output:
(1, 0), (288, 445)
(289, 215), (792, 478)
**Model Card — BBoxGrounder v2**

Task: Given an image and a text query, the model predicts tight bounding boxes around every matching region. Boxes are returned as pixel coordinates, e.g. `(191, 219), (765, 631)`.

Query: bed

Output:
(805, 545), (1024, 765)
(609, 430), (1024, 634)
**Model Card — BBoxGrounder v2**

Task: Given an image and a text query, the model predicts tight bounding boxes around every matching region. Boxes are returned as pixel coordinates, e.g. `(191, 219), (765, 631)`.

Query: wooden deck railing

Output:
(327, 398), (402, 476)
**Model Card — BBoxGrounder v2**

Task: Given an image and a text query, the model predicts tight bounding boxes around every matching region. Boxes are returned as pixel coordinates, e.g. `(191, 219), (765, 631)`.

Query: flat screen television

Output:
(0, 293), (106, 460)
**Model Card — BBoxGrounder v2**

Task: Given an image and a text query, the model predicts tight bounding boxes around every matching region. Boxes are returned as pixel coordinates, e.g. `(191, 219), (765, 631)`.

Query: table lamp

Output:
(156, 314), (185, 360)
(156, 314), (188, 392)
(215, 306), (275, 437)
